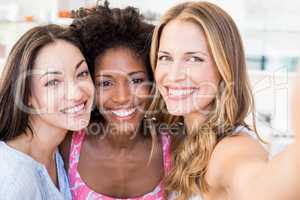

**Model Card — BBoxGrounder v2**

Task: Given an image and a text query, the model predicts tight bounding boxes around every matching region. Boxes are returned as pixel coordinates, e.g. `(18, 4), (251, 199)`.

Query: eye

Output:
(77, 70), (90, 78)
(187, 56), (204, 62)
(131, 78), (144, 84)
(97, 80), (113, 88)
(45, 79), (60, 87)
(158, 55), (172, 62)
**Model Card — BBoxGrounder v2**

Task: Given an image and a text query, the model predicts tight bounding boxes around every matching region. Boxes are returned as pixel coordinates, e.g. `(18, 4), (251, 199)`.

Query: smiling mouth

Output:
(110, 107), (137, 118)
(61, 101), (87, 115)
(166, 87), (199, 100)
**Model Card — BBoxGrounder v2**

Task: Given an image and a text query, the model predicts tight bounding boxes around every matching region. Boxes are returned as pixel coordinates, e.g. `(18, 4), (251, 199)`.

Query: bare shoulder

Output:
(205, 130), (269, 189)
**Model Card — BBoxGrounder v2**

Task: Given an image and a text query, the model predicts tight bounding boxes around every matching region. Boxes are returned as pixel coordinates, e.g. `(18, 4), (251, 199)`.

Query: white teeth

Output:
(64, 103), (85, 114)
(168, 88), (195, 96)
(111, 108), (137, 117)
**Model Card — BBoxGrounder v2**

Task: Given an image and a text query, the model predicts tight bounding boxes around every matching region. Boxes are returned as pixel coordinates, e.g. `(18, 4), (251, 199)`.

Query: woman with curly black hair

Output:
(60, 1), (173, 199)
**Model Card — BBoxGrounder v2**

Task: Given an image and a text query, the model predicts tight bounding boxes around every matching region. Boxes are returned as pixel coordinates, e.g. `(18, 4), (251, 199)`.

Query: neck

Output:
(184, 111), (208, 134)
(101, 123), (144, 152)
(184, 103), (214, 134)
(8, 117), (67, 166)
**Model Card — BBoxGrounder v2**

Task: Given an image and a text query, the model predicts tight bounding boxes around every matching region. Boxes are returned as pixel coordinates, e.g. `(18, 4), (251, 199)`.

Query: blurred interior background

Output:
(0, 0), (298, 156)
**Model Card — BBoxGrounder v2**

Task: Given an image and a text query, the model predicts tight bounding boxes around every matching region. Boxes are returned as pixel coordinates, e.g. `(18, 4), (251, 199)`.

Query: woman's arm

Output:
(209, 134), (300, 200)
(208, 72), (300, 200)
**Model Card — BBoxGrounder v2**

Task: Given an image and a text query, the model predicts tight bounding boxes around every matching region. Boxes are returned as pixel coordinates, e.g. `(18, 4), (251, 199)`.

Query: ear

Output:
(28, 95), (33, 107)
(28, 101), (32, 107)
(26, 95), (40, 115)
(27, 94), (38, 110)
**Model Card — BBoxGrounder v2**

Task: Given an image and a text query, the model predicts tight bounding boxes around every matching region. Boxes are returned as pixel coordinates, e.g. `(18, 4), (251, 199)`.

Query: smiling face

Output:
(94, 47), (151, 135)
(29, 39), (94, 131)
(155, 20), (221, 116)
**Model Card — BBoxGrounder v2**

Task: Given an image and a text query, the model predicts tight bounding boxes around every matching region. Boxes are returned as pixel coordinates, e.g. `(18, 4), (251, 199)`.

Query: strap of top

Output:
(68, 130), (85, 179)
(233, 125), (257, 139)
(161, 134), (172, 174)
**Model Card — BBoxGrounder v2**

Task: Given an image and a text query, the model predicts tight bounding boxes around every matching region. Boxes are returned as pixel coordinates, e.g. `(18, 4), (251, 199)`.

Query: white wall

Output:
(0, 0), (57, 21)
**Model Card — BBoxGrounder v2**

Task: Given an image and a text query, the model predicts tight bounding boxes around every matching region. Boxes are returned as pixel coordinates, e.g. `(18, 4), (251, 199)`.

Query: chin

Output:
(66, 117), (91, 131)
(165, 103), (194, 116)
(167, 109), (185, 116)
(122, 123), (139, 133)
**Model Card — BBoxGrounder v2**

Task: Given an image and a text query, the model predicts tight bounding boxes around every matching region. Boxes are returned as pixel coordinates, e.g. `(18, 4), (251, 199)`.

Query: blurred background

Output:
(0, 0), (298, 156)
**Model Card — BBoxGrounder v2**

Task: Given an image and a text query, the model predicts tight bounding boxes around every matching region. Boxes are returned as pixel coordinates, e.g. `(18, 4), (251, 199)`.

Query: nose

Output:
(65, 80), (83, 101)
(111, 82), (131, 105)
(167, 60), (187, 82)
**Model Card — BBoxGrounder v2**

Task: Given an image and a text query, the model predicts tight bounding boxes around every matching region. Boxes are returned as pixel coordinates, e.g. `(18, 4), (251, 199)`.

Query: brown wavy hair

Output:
(0, 24), (83, 141)
(149, 1), (261, 199)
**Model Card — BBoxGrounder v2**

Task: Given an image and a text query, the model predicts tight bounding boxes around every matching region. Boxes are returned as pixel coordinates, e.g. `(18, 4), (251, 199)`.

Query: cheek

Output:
(78, 79), (95, 98)
(203, 68), (220, 94)
(96, 89), (110, 110)
(190, 65), (220, 88)
(133, 88), (151, 112)
(191, 68), (221, 109)
(132, 84), (151, 100)
(31, 85), (63, 113)
(154, 66), (166, 85)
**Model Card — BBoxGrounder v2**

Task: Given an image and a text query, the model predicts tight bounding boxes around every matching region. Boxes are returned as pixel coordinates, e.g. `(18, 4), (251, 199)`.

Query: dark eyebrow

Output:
(40, 59), (86, 79)
(95, 71), (146, 78)
(128, 71), (146, 76)
(94, 74), (112, 78)
(75, 59), (86, 70)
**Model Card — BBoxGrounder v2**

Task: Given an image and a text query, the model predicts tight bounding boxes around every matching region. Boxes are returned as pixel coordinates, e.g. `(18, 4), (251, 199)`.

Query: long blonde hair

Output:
(149, 2), (259, 199)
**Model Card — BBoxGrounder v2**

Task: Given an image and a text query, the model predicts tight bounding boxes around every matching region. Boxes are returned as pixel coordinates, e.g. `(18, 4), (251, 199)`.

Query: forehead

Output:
(159, 19), (209, 53)
(33, 39), (84, 73)
(95, 47), (146, 74)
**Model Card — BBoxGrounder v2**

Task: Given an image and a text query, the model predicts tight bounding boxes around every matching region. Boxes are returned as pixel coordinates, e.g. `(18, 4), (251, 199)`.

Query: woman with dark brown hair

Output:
(0, 24), (94, 199)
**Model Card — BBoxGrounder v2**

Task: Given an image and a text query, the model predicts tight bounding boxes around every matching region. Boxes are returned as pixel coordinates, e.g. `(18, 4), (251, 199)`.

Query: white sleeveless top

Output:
(168, 125), (256, 200)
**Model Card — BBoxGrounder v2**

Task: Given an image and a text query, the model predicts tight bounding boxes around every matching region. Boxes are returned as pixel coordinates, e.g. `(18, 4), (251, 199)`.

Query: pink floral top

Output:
(69, 130), (171, 200)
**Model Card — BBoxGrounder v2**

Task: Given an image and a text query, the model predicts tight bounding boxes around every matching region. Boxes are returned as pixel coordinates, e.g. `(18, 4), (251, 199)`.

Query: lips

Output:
(61, 101), (87, 115)
(111, 107), (137, 118)
(165, 86), (199, 100)
(168, 88), (196, 96)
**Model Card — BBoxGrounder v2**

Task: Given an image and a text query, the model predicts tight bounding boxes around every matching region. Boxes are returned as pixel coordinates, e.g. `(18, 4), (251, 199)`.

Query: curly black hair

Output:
(70, 1), (155, 81)
(69, 1), (155, 124)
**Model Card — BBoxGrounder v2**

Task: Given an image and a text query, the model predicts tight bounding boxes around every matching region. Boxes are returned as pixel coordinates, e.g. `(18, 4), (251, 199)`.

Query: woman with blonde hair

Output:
(149, 1), (300, 200)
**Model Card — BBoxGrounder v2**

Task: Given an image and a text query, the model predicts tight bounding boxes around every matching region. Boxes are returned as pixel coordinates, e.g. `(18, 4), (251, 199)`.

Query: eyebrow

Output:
(158, 51), (170, 55)
(95, 70), (146, 78)
(185, 51), (208, 57)
(39, 71), (62, 79)
(128, 71), (146, 76)
(39, 59), (86, 79)
(75, 59), (86, 70)
(158, 50), (208, 57)
(94, 74), (112, 78)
